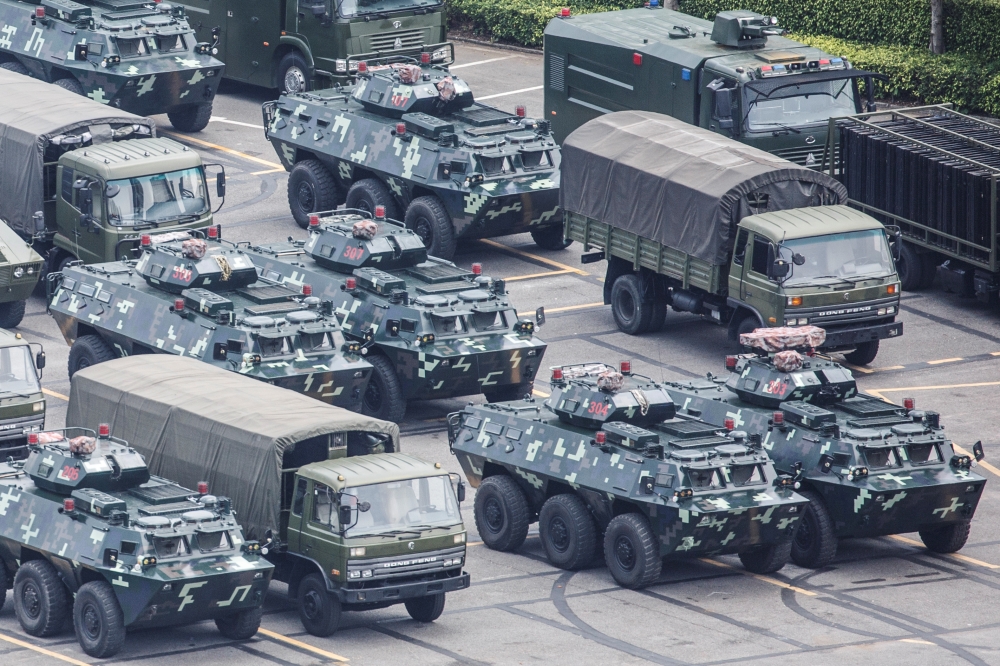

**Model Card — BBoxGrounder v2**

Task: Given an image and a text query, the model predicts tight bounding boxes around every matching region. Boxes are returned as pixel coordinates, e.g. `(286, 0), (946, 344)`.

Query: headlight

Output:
(32, 402), (43, 413)
(361, 570), (373, 578)
(453, 533), (465, 543)
(336, 59), (347, 72)
(13, 267), (23, 278)
(26, 267), (34, 275)
(349, 547), (366, 556)
(786, 296), (802, 306)
(785, 318), (795, 326)
(348, 570), (361, 579)
(877, 308), (887, 316)
(432, 47), (449, 62)
(886, 306), (895, 314)
(348, 61), (359, 72)
(797, 318), (808, 325)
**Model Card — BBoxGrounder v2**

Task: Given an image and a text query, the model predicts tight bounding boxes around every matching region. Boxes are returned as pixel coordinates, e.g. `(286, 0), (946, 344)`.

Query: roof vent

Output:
(710, 10), (784, 49)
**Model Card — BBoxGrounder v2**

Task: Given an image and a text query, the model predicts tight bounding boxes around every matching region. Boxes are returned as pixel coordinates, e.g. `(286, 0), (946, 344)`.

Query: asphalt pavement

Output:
(4, 40), (1000, 666)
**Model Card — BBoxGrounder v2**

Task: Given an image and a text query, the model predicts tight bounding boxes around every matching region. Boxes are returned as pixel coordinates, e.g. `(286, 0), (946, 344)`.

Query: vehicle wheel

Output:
(361, 353), (406, 422)
(648, 299), (667, 333)
(167, 103), (213, 133)
(345, 178), (401, 220)
(738, 541), (792, 574)
(734, 314), (762, 349)
(790, 490), (838, 568)
(288, 160), (341, 228)
(405, 196), (456, 260)
(610, 274), (653, 335)
(297, 573), (340, 637)
(896, 242), (924, 291)
(13, 560), (70, 637)
(0, 60), (28, 75)
(0, 300), (26, 328)
(0, 562), (7, 614)
(404, 594), (445, 622)
(474, 475), (531, 552)
(919, 522), (971, 553)
(484, 382), (532, 403)
(843, 340), (879, 366)
(68, 334), (116, 377)
(57, 254), (80, 274)
(919, 253), (938, 289)
(215, 606), (263, 640)
(53, 77), (83, 95)
(277, 51), (310, 94)
(603, 513), (660, 589)
(539, 494), (598, 570)
(73, 581), (125, 658)
(530, 225), (572, 251)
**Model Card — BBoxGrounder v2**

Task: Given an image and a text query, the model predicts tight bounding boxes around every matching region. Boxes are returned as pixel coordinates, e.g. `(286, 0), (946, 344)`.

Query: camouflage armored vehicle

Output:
(47, 230), (373, 410)
(449, 362), (809, 588)
(0, 328), (46, 458)
(0, 425), (273, 658)
(0, 0), (224, 131)
(263, 59), (564, 259)
(245, 209), (548, 421)
(0, 221), (44, 327)
(661, 326), (988, 568)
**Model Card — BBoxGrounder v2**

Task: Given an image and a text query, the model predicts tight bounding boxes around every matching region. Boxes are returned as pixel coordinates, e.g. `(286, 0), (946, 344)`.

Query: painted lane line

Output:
(544, 302), (605, 314)
(532, 389), (550, 398)
(992, 351), (1000, 356)
(505, 268), (576, 282)
(450, 56), (516, 70)
(871, 381), (1000, 394)
(0, 631), (91, 665)
(162, 131), (283, 169)
(927, 357), (963, 365)
(250, 167), (287, 176)
(477, 238), (587, 275)
(43, 388), (69, 401)
(889, 534), (1000, 570)
(697, 557), (817, 596)
(210, 115), (265, 130)
(258, 628), (349, 662)
(954, 444), (1000, 479)
(476, 85), (544, 101)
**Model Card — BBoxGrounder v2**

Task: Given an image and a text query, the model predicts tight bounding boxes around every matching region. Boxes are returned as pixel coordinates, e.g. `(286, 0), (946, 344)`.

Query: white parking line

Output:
(476, 85), (543, 100)
(210, 116), (265, 130)
(450, 56), (516, 70)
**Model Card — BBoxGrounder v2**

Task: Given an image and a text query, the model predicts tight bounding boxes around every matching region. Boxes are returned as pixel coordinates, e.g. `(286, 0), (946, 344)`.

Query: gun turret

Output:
(304, 211), (427, 273)
(24, 426), (150, 495)
(710, 10), (785, 48)
(547, 362), (675, 429)
(134, 233), (258, 293)
(352, 61), (475, 119)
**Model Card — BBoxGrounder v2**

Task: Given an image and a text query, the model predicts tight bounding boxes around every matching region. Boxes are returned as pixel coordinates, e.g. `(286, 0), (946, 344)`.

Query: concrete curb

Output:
(449, 35), (543, 56)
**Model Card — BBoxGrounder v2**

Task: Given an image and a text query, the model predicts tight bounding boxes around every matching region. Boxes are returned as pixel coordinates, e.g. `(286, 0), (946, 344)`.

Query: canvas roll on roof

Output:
(560, 110), (847, 265)
(0, 69), (154, 236)
(66, 355), (399, 538)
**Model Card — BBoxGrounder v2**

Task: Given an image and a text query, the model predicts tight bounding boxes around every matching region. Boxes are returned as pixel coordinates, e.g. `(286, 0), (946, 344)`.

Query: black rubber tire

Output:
(530, 225), (572, 251)
(539, 494), (598, 570)
(404, 196), (456, 260)
(297, 573), (340, 637)
(288, 159), (341, 228)
(361, 353), (406, 423)
(474, 475), (531, 552)
(484, 382), (533, 403)
(790, 489), (838, 569)
(58, 254), (80, 274)
(0, 60), (28, 75)
(345, 178), (401, 220)
(896, 242), (924, 292)
(0, 561), (7, 614)
(13, 560), (70, 637)
(53, 77), (83, 95)
(648, 300), (667, 333)
(739, 541), (792, 574)
(604, 513), (661, 589)
(73, 581), (125, 658)
(0, 300), (26, 328)
(735, 314), (762, 349)
(611, 274), (653, 335)
(277, 51), (311, 94)
(919, 252), (939, 289)
(843, 339), (879, 366)
(215, 606), (263, 640)
(68, 334), (116, 377)
(167, 103), (213, 133)
(404, 594), (446, 622)
(919, 522), (971, 553)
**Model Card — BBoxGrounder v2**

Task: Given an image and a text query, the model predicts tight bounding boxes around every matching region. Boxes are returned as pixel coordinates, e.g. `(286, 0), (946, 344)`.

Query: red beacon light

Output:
(471, 263), (482, 275)
(724, 417), (735, 431)
(345, 277), (357, 290)
(420, 52), (430, 64)
(63, 498), (75, 512)
(620, 360), (632, 374)
(725, 355), (738, 370)
(395, 122), (406, 136)
(595, 431), (606, 444)
(515, 104), (526, 118)
(34, 6), (45, 18)
(374, 205), (386, 220)
(27, 432), (38, 445)
(308, 214), (320, 228)
(551, 367), (563, 381)
(197, 481), (209, 494)
(173, 298), (184, 312)
(903, 397), (915, 410)
(207, 225), (218, 239)
(560, 7), (570, 17)
(772, 411), (784, 426)
(98, 423), (110, 438)
(302, 284), (313, 296)
(357, 61), (367, 73)
(140, 234), (152, 247)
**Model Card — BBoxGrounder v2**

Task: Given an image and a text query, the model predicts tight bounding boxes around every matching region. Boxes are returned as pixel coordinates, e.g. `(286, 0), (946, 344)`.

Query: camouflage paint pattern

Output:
(263, 62), (562, 239)
(0, 221), (43, 305)
(246, 211), (546, 402)
(47, 233), (372, 411)
(0, 0), (223, 116)
(449, 364), (808, 559)
(662, 354), (987, 538)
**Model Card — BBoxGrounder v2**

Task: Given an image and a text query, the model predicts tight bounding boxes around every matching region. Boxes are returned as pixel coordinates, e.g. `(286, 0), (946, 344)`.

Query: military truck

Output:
(68, 355), (471, 636)
(544, 7), (884, 166)
(0, 424), (273, 658)
(244, 209), (548, 421)
(0, 329), (46, 458)
(660, 325), (988, 568)
(174, 0), (448, 93)
(47, 230), (373, 411)
(263, 58), (565, 259)
(449, 361), (809, 588)
(563, 111), (902, 366)
(0, 69), (223, 279)
(0, 222), (44, 328)
(0, 0), (224, 131)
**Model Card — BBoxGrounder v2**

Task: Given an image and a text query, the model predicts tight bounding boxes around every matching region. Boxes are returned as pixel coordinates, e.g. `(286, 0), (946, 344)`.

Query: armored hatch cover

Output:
(134, 233), (258, 294)
(547, 363), (675, 428)
(304, 210), (428, 272)
(23, 427), (149, 495)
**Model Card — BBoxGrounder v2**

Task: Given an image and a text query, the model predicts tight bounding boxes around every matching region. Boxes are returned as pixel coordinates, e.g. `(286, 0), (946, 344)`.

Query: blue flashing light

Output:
(681, 68), (691, 81)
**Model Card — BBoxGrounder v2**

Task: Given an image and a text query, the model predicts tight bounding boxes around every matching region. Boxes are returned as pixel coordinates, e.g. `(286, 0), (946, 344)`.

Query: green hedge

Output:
(447, 0), (643, 47)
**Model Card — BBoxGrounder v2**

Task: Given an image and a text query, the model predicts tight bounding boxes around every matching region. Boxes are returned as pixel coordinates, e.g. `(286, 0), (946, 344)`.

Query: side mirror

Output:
(35, 351), (45, 370)
(32, 211), (45, 235)
(712, 87), (734, 130)
(386, 319), (400, 337)
(769, 259), (790, 279)
(457, 480), (466, 503)
(78, 188), (93, 217)
(535, 306), (546, 327)
(792, 253), (805, 266)
(105, 183), (121, 198)
(973, 440), (985, 462)
(216, 170), (226, 198)
(339, 494), (358, 531)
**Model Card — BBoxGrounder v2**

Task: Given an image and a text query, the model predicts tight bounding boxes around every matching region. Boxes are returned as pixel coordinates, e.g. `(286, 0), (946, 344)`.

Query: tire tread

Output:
(474, 475), (530, 552)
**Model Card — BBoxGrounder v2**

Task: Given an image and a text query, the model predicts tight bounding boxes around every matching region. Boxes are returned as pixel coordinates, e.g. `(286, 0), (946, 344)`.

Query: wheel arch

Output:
(284, 553), (331, 599)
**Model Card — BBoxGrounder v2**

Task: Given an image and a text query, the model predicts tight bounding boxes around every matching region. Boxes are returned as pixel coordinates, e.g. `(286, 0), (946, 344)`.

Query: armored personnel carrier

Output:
(47, 230), (372, 410)
(449, 362), (808, 588)
(263, 58), (564, 259)
(0, 0), (224, 131)
(661, 326), (988, 568)
(246, 209), (548, 421)
(0, 425), (273, 658)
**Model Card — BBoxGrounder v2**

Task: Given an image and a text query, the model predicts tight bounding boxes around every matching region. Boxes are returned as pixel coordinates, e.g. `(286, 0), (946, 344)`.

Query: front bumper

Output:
(820, 320), (903, 350)
(338, 572), (470, 604)
(392, 343), (545, 401)
(0, 415), (44, 443)
(460, 190), (562, 239)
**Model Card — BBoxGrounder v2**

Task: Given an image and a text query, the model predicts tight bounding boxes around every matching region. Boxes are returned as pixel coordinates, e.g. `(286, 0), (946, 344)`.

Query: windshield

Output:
(0, 346), (40, 394)
(337, 0), (441, 18)
(781, 229), (895, 286)
(106, 167), (208, 226)
(345, 475), (461, 537)
(745, 78), (857, 132)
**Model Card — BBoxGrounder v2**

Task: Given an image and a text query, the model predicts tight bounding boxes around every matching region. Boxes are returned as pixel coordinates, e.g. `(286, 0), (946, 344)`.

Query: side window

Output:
(750, 236), (772, 276)
(291, 477), (307, 516)
(61, 168), (75, 205)
(311, 482), (336, 529)
(733, 228), (749, 266)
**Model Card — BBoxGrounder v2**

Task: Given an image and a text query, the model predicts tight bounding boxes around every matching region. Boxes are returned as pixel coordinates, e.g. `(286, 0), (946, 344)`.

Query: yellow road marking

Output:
(927, 357), (963, 365)
(899, 638), (936, 645)
(544, 302), (604, 314)
(991, 352), (1000, 357)
(505, 268), (575, 282)
(844, 363), (874, 374)
(478, 238), (588, 275)
(258, 628), (349, 662)
(879, 365), (906, 371)
(0, 631), (91, 665)
(954, 444), (1000, 479)
(889, 534), (1000, 569)
(468, 540), (484, 547)
(871, 381), (1000, 394)
(250, 167), (287, 176)
(43, 388), (69, 401)
(163, 131), (283, 169)
(532, 389), (550, 398)
(698, 558), (817, 596)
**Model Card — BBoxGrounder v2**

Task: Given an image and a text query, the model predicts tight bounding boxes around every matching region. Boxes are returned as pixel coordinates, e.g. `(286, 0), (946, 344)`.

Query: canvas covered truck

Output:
(67, 355), (470, 637)
(563, 111), (902, 365)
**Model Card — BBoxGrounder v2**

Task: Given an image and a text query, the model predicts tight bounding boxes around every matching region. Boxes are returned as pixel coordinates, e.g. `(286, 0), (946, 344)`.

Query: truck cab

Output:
(0, 329), (45, 458)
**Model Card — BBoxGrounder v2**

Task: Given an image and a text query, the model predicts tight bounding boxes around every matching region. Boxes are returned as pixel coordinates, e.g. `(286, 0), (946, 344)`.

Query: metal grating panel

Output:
(244, 302), (304, 316)
(657, 420), (722, 439)
(238, 284), (299, 304)
(548, 53), (565, 92)
(452, 104), (515, 128)
(837, 397), (900, 417)
(129, 481), (194, 505)
(138, 501), (195, 516)
(367, 29), (425, 52)
(406, 262), (471, 284)
(846, 415), (910, 429)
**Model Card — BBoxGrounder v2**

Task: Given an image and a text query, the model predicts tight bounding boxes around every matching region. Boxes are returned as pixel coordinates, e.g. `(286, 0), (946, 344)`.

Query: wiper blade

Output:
(0, 390), (34, 399)
(752, 122), (801, 134)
